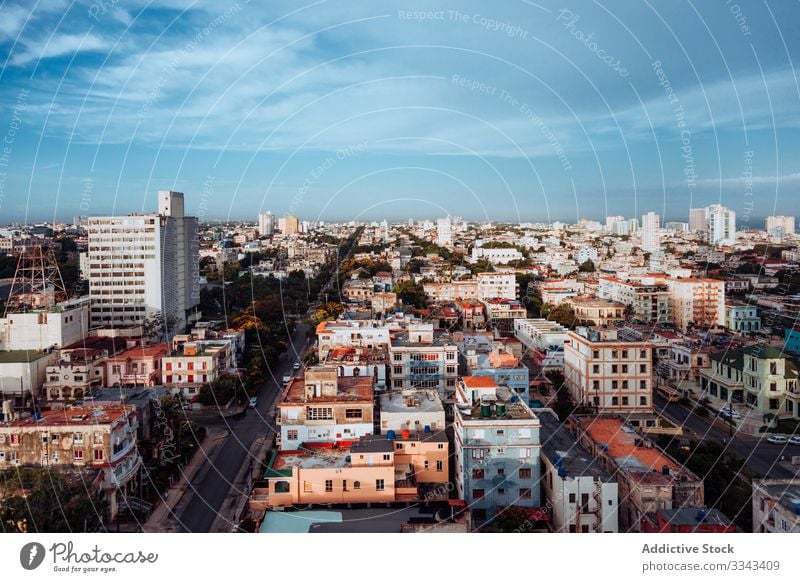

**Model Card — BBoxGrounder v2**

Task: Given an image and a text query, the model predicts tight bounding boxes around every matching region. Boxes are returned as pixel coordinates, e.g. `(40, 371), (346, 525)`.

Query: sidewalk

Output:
(142, 426), (229, 532)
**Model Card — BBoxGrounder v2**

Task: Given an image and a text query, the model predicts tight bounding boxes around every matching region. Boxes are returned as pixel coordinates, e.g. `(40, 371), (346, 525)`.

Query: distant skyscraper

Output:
(689, 208), (706, 232)
(665, 222), (688, 232)
(766, 215), (795, 239)
(436, 216), (452, 247)
(87, 190), (198, 334)
(706, 205), (735, 246)
(408, 218), (414, 227)
(641, 212), (660, 251)
(605, 215), (624, 231)
(282, 215), (299, 235)
(613, 221), (630, 236)
(258, 211), (274, 236)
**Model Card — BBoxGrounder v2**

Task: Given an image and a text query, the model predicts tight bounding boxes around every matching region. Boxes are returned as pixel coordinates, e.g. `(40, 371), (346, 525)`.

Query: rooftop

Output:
(0, 350), (50, 364)
(105, 343), (169, 363)
(756, 479), (800, 516)
(575, 416), (686, 478)
(380, 390), (444, 414)
(647, 507), (733, 528)
(539, 412), (613, 482)
(1, 405), (133, 428)
(280, 375), (374, 404)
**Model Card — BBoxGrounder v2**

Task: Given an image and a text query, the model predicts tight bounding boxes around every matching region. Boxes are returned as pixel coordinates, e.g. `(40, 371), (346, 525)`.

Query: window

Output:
(10, 434), (20, 445)
(306, 407), (333, 420)
(622, 380), (628, 390)
(519, 488), (532, 499)
(94, 433), (104, 445)
(592, 365), (600, 374)
(472, 468), (484, 479)
(393, 353), (402, 361)
(473, 488), (485, 499)
(286, 430), (298, 441)
(375, 479), (385, 491)
(51, 451), (59, 463)
(770, 362), (778, 375)
(436, 460), (443, 472)
(611, 381), (618, 390)
(73, 433), (84, 445)
(621, 365), (628, 374)
(611, 350), (618, 358)
(640, 350), (647, 358)
(640, 380), (647, 390)
(423, 460), (429, 470)
(497, 467), (505, 476)
(593, 350), (600, 359)
(393, 366), (402, 374)
(770, 382), (777, 392)
(592, 380), (600, 390)
(496, 429), (505, 436)
(345, 408), (363, 419)
(612, 365), (618, 374)
(640, 396), (647, 405)
(353, 481), (361, 490)
(303, 481), (313, 492)
(382, 454), (390, 461)
(519, 468), (532, 479)
(94, 449), (104, 461)
(640, 364), (647, 373)
(518, 448), (531, 459)
(275, 481), (290, 493)
(472, 448), (485, 459)
(325, 480), (333, 492)
(73, 449), (84, 461)
(612, 397), (619, 405)
(437, 443), (444, 449)
(622, 397), (629, 406)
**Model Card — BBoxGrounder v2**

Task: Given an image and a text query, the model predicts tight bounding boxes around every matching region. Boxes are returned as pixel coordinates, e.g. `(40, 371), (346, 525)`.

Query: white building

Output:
(641, 212), (660, 252)
(539, 412), (618, 533)
(258, 211), (274, 237)
(706, 204), (736, 246)
(476, 272), (517, 301)
(752, 479), (800, 533)
(388, 324), (459, 398)
(513, 319), (569, 368)
(689, 208), (706, 232)
(87, 191), (199, 333)
(666, 277), (725, 331)
(471, 245), (523, 265)
(766, 216), (795, 239)
(0, 296), (90, 351)
(605, 215), (625, 231)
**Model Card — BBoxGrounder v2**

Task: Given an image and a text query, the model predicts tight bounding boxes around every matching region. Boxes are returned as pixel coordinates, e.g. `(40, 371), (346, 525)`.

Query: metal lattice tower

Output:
(4, 245), (68, 316)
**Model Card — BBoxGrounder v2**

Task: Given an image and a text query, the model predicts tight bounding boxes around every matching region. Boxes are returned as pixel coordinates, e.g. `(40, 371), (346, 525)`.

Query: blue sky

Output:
(1, 0), (799, 224)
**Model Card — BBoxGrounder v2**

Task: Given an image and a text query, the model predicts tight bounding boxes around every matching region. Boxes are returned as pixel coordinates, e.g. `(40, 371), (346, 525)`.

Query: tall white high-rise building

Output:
(436, 216), (452, 247)
(258, 211), (274, 237)
(689, 208), (706, 232)
(641, 212), (660, 251)
(605, 215), (624, 231)
(87, 191), (199, 335)
(706, 204), (735, 246)
(766, 215), (795, 239)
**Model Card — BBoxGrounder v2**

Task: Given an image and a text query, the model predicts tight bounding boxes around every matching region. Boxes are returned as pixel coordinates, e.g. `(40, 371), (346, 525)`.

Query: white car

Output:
(248, 397), (258, 408)
(720, 407), (741, 418)
(293, 362), (301, 370)
(766, 435), (788, 444)
(788, 435), (800, 445)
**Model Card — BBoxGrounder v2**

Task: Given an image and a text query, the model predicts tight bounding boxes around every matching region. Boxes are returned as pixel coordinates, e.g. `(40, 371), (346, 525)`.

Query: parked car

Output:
(719, 407), (741, 418)
(766, 435), (788, 444)
(788, 435), (800, 445)
(293, 362), (301, 370)
(282, 375), (292, 385)
(249, 397), (258, 408)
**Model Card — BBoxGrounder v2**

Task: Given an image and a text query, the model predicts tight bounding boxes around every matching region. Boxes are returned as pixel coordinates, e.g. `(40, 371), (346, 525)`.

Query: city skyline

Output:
(2, 2), (800, 223)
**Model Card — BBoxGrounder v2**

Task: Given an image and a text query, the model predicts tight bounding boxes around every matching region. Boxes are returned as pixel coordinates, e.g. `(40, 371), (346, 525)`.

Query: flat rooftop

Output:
(757, 479), (800, 515)
(272, 449), (351, 471)
(0, 350), (50, 364)
(281, 375), (374, 404)
(390, 331), (455, 348)
(539, 413), (613, 482)
(1, 405), (132, 427)
(380, 390), (443, 414)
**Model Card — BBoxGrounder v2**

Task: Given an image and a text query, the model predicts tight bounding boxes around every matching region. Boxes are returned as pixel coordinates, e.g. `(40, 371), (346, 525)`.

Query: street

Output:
(653, 394), (799, 479)
(174, 321), (312, 532)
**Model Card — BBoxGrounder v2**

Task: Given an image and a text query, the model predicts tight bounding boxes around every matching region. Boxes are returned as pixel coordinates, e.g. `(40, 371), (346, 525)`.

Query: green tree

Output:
(578, 259), (595, 272)
(394, 280), (427, 309)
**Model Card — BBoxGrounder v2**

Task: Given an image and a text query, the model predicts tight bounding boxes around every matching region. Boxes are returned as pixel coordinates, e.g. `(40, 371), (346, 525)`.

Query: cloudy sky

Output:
(1, 0), (799, 224)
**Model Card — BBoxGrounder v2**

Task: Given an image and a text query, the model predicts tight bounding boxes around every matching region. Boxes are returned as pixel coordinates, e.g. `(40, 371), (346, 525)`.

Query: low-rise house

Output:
(725, 301), (761, 334)
(641, 508), (735, 533)
(161, 341), (232, 398)
(388, 324), (459, 397)
(105, 344), (169, 387)
(455, 298), (485, 331)
(566, 297), (626, 327)
(481, 298), (526, 332)
(260, 431), (449, 507)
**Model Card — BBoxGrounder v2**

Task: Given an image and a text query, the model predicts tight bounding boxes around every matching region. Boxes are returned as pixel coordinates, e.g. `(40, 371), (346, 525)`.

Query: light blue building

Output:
(459, 335), (530, 403)
(453, 376), (541, 527)
(785, 328), (800, 355)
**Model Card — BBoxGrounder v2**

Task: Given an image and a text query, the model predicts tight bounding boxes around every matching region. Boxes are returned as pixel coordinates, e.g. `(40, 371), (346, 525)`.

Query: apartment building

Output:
(87, 191), (199, 332)
(477, 272), (517, 300)
(260, 431), (449, 507)
(765, 216), (795, 240)
(471, 245), (523, 265)
(539, 411), (618, 533)
(453, 377), (541, 525)
(598, 275), (672, 324)
(460, 335), (530, 402)
(667, 278), (725, 331)
(276, 366), (374, 451)
(388, 324), (459, 397)
(566, 297), (626, 327)
(572, 416), (704, 532)
(423, 280), (479, 302)
(44, 347), (108, 400)
(706, 204), (736, 246)
(564, 326), (654, 412)
(481, 298), (526, 331)
(513, 318), (569, 370)
(379, 389), (445, 433)
(455, 298), (486, 330)
(0, 405), (141, 519)
(641, 212), (660, 252)
(752, 479), (800, 533)
(161, 341), (232, 398)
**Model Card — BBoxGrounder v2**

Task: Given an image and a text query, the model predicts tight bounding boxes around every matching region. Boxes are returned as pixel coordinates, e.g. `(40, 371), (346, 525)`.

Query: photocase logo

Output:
(19, 542), (46, 570)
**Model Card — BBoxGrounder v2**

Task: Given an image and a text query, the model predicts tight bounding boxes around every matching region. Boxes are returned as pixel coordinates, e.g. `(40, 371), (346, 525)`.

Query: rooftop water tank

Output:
(557, 465), (566, 478)
(424, 425), (431, 433)
(480, 403), (492, 418)
(495, 402), (506, 417)
(402, 429), (410, 439)
(387, 430), (396, 441)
